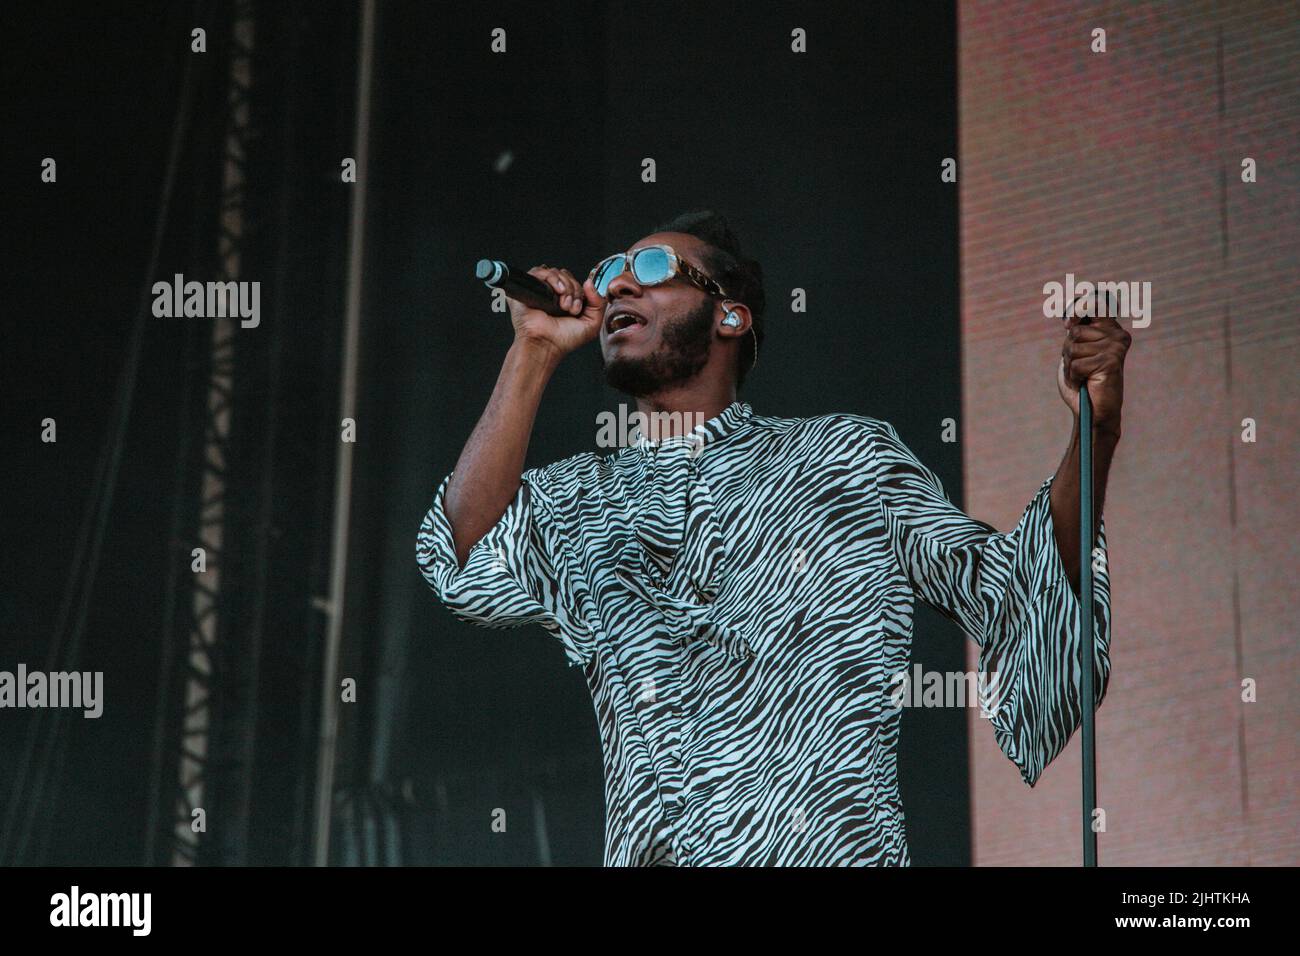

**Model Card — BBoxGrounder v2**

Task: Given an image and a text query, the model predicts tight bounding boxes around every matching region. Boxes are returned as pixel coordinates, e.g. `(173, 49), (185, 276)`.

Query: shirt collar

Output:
(630, 401), (754, 458)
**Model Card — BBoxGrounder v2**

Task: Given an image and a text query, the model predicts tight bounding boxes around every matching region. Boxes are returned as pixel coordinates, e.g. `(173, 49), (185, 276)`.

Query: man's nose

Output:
(604, 264), (643, 299)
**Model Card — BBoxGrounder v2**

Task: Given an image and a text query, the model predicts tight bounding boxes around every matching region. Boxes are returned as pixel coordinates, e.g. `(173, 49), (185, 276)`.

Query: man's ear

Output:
(718, 298), (752, 336)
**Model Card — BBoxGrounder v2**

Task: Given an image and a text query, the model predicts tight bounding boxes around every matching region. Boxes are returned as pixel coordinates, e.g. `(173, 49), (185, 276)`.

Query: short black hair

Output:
(650, 210), (766, 387)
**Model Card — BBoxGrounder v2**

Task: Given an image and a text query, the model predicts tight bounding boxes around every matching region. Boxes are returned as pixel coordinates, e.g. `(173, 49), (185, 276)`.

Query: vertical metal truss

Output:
(152, 0), (256, 867)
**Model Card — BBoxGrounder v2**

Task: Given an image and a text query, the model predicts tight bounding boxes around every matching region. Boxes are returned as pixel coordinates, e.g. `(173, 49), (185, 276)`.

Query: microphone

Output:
(475, 259), (569, 316)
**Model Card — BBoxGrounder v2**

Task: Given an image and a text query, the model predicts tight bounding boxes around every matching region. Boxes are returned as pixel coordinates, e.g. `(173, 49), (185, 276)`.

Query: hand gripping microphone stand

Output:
(1069, 292), (1107, 869)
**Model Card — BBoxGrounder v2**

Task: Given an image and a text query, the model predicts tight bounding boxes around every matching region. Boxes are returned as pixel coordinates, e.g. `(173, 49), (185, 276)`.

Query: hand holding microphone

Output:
(476, 259), (606, 359)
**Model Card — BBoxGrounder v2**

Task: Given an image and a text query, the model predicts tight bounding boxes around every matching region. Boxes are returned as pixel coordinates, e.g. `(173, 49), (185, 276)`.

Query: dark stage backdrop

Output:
(352, 0), (962, 865)
(3, 0), (959, 866)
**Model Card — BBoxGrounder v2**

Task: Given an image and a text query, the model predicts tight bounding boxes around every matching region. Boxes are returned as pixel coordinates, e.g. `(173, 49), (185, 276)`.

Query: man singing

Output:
(416, 210), (1130, 866)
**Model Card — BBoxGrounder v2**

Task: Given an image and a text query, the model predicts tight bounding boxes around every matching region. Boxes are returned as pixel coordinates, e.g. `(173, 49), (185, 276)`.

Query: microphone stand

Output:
(1079, 383), (1098, 867)
(1072, 291), (1111, 868)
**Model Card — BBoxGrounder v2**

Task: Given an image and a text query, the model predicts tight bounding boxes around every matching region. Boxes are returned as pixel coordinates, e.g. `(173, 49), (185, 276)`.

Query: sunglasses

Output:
(588, 244), (729, 299)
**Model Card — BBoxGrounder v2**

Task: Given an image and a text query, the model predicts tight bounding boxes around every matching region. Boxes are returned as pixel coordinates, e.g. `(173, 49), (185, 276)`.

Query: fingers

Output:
(1066, 323), (1110, 342)
(1091, 311), (1129, 334)
(1064, 292), (1091, 327)
(529, 265), (585, 315)
(581, 276), (606, 314)
(1065, 353), (1113, 386)
(1056, 356), (1075, 398)
(1065, 291), (1132, 331)
(1061, 341), (1117, 382)
(1061, 305), (1133, 382)
(1065, 290), (1116, 326)
(1062, 327), (1130, 353)
(1061, 337), (1115, 366)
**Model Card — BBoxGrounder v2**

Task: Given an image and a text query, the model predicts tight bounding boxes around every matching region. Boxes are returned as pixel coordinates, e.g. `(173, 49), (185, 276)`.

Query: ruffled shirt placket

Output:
(609, 408), (761, 850)
(618, 427), (757, 662)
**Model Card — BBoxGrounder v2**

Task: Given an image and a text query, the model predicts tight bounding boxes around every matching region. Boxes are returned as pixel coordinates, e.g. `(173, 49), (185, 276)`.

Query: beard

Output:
(602, 298), (715, 397)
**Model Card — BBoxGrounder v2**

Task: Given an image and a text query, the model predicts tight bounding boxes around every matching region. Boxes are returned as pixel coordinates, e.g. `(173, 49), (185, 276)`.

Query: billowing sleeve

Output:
(867, 420), (1111, 787)
(415, 468), (595, 667)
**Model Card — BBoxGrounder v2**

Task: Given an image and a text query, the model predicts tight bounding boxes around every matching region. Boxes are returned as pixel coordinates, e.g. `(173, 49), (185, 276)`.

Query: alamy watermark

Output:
(889, 664), (1001, 717)
(596, 404), (709, 453)
(0, 664), (103, 718)
(50, 886), (150, 936)
(152, 273), (260, 328)
(1043, 272), (1150, 328)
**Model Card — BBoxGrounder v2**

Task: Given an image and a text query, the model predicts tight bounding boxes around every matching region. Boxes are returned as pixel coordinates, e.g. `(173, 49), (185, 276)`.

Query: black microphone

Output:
(475, 259), (569, 316)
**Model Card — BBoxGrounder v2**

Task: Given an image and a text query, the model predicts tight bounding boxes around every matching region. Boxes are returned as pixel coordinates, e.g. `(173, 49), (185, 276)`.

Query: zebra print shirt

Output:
(417, 401), (1112, 865)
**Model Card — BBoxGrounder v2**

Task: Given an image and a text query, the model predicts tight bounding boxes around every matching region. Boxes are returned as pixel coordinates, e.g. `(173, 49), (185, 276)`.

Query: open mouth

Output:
(605, 308), (647, 336)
